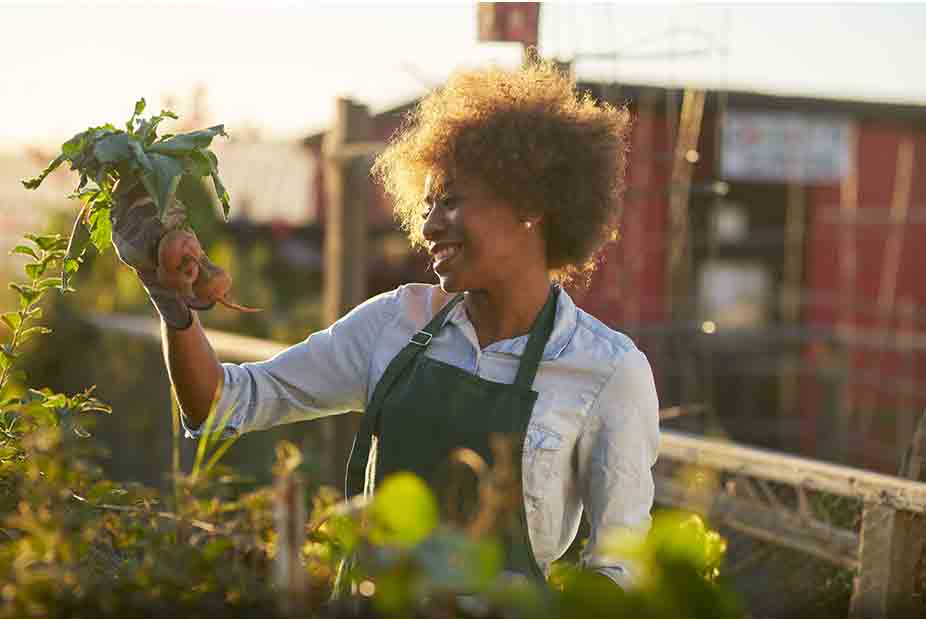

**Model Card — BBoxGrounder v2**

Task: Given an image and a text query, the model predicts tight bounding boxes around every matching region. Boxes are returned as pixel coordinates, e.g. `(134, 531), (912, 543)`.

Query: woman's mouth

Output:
(432, 243), (462, 270)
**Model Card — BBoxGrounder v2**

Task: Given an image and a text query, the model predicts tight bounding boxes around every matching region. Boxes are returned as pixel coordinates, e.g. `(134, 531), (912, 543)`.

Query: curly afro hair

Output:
(372, 59), (631, 283)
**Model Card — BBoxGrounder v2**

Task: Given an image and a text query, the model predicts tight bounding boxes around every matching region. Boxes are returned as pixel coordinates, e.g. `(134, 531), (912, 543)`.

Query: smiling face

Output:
(421, 172), (544, 294)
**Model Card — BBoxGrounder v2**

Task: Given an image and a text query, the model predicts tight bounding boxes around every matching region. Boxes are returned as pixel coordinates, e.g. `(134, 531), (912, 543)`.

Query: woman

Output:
(112, 60), (659, 589)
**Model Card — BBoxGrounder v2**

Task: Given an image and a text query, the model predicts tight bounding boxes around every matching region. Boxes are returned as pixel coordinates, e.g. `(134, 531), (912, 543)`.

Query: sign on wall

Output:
(721, 110), (852, 184)
(477, 2), (540, 47)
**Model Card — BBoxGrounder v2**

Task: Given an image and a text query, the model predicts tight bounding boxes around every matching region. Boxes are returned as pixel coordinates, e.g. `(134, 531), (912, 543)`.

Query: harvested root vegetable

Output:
(156, 230), (202, 298)
(21, 98), (257, 318)
(155, 229), (260, 312)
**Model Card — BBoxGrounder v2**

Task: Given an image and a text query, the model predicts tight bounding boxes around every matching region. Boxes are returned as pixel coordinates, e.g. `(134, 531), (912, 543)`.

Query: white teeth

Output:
(433, 245), (460, 263)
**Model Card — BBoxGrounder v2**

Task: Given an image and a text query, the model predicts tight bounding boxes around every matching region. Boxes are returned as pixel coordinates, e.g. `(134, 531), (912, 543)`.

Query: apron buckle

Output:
(410, 330), (433, 346)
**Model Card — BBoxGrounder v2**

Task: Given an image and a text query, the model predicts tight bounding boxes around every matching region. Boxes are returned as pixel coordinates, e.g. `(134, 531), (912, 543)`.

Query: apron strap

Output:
(513, 286), (559, 392)
(367, 293), (464, 433)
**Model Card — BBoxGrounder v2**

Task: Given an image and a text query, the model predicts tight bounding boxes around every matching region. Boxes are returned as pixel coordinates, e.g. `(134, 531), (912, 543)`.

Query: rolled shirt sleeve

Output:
(182, 288), (400, 438)
(577, 347), (660, 589)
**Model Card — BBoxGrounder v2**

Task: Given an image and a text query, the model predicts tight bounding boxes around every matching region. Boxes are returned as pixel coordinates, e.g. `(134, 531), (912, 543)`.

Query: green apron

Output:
(343, 285), (559, 586)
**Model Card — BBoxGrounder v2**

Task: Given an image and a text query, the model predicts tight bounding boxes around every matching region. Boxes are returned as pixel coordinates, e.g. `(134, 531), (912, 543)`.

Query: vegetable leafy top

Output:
(22, 99), (231, 289)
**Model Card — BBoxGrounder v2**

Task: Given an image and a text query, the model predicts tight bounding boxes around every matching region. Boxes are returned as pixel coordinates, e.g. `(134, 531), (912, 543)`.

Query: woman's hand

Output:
(110, 178), (198, 329)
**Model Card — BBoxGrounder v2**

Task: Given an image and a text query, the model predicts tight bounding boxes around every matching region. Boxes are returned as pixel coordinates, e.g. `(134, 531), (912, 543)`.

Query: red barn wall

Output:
(802, 122), (926, 468)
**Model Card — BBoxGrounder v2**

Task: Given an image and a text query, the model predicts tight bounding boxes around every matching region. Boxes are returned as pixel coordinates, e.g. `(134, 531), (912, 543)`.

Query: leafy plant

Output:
(21, 99), (230, 290)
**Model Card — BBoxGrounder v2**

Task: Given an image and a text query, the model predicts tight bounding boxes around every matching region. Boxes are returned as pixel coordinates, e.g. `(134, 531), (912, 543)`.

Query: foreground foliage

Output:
(0, 233), (744, 617)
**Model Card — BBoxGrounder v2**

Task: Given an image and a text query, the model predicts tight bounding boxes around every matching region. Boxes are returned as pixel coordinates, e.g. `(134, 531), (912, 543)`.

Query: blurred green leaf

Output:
(24, 263), (45, 280)
(10, 244), (39, 260)
(1, 312), (22, 332)
(273, 440), (303, 477)
(18, 327), (52, 343)
(41, 394), (67, 409)
(0, 345), (16, 370)
(9, 283), (40, 308)
(134, 98), (146, 116)
(24, 233), (67, 252)
(35, 277), (62, 291)
(370, 473), (438, 549)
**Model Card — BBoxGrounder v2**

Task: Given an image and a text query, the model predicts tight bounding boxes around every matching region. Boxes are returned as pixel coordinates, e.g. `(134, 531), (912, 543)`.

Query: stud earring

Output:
(524, 221), (533, 229)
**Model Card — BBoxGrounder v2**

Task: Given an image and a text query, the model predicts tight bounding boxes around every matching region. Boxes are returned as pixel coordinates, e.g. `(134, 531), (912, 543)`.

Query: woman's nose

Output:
(422, 206), (446, 240)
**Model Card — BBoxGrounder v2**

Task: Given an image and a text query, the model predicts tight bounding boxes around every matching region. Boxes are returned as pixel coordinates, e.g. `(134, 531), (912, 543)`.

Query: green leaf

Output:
(93, 132), (133, 164)
(0, 345), (17, 369)
(21, 153), (67, 190)
(10, 245), (39, 260)
(9, 283), (40, 308)
(41, 393), (67, 409)
(67, 187), (101, 204)
(1, 312), (21, 332)
(147, 125), (226, 156)
(35, 277), (62, 291)
(26, 389), (47, 403)
(128, 137), (153, 174)
(61, 129), (92, 158)
(25, 262), (46, 280)
(24, 233), (67, 252)
(186, 149), (213, 177)
(370, 472), (438, 549)
(203, 149), (231, 220)
(140, 110), (180, 145)
(145, 152), (185, 216)
(77, 398), (111, 415)
(134, 98), (146, 118)
(18, 326), (52, 343)
(88, 208), (112, 253)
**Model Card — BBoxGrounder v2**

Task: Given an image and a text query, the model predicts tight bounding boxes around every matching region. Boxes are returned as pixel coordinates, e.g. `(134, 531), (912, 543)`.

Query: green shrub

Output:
(0, 232), (743, 617)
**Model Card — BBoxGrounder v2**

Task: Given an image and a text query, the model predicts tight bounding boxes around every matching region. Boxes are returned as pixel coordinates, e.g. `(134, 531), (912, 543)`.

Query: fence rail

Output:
(86, 311), (926, 617)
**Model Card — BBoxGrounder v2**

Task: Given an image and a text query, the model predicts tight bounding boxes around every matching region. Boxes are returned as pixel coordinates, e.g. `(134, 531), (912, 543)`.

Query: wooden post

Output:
(836, 124), (859, 461)
(665, 88), (706, 322)
(319, 98), (373, 487)
(274, 471), (307, 615)
(323, 98), (372, 326)
(851, 352), (926, 619)
(665, 89), (706, 410)
(779, 183), (806, 444)
(850, 503), (926, 617)
(898, 300), (917, 475)
(856, 137), (915, 453)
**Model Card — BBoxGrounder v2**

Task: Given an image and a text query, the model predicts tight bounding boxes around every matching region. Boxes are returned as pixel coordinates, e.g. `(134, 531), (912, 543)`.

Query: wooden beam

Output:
(660, 430), (926, 512)
(84, 312), (289, 361)
(656, 475), (859, 569)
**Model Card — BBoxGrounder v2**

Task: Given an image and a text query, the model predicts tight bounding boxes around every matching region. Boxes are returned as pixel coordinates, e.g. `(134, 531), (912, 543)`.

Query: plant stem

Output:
(0, 264), (43, 395)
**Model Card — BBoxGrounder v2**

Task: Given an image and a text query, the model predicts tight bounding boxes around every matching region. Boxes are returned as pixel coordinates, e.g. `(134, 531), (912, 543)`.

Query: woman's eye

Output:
(436, 196), (457, 209)
(422, 196), (457, 219)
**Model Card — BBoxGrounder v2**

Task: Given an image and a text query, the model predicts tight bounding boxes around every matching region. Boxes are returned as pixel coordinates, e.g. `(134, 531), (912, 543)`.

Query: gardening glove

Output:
(110, 178), (211, 330)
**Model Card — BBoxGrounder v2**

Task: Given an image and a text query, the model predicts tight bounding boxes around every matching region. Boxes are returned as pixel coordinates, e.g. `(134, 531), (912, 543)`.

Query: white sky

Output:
(1, 1), (925, 152)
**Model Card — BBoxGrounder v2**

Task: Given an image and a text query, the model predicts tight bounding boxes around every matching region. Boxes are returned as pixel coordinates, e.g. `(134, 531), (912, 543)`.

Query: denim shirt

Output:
(186, 283), (660, 589)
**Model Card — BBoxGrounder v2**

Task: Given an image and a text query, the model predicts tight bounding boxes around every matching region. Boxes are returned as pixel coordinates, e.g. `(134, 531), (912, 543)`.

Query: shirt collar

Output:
(442, 285), (578, 361)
